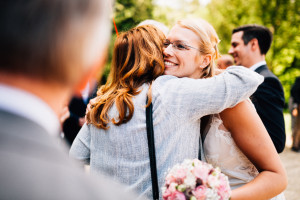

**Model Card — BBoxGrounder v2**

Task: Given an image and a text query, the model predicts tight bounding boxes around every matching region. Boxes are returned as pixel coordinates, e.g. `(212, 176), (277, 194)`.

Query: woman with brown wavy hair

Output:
(70, 24), (263, 199)
(86, 25), (165, 129)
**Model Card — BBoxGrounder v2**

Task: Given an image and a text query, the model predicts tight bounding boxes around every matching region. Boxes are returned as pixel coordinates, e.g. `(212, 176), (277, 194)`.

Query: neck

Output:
(245, 54), (266, 68)
(0, 73), (72, 118)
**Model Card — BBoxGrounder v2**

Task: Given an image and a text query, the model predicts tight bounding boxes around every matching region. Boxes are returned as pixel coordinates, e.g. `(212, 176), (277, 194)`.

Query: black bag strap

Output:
(146, 97), (159, 200)
(199, 115), (213, 160)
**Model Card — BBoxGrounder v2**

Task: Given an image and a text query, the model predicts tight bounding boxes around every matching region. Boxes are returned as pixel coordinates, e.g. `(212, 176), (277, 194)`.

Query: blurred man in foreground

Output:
(0, 1), (139, 199)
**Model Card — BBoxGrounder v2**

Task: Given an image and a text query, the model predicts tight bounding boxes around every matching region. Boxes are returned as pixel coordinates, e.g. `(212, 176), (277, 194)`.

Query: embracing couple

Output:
(70, 19), (287, 200)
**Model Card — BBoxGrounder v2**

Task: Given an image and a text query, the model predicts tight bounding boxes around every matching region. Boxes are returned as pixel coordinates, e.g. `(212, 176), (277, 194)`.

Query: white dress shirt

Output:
(0, 84), (60, 136)
(249, 60), (266, 71)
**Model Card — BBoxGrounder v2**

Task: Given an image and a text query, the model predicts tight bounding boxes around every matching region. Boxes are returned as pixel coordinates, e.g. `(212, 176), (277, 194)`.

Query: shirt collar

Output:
(249, 61), (266, 71)
(0, 84), (60, 136)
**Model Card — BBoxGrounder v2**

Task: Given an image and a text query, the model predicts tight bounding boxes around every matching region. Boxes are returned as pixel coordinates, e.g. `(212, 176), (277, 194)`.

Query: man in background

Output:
(0, 1), (140, 199)
(229, 24), (286, 153)
(63, 79), (98, 146)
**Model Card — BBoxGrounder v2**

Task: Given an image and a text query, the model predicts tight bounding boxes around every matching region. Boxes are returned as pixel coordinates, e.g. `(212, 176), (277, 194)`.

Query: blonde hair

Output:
(137, 20), (169, 36)
(87, 25), (165, 129)
(177, 19), (220, 78)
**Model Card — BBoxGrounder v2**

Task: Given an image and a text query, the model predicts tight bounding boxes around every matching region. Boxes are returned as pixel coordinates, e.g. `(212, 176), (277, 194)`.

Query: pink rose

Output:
(207, 174), (219, 187)
(193, 166), (209, 184)
(192, 185), (207, 200)
(175, 169), (186, 179)
(175, 169), (186, 184)
(163, 189), (172, 200)
(169, 191), (186, 200)
(169, 182), (178, 192)
(217, 175), (231, 199)
(166, 174), (176, 185)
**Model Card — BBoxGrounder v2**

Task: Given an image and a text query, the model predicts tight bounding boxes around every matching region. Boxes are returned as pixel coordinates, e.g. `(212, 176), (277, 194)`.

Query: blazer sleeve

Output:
(69, 123), (91, 165)
(154, 66), (264, 121)
(251, 76), (286, 153)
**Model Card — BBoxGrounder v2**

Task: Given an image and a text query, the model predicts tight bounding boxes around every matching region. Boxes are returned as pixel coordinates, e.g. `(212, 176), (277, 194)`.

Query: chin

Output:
(163, 70), (173, 76)
(234, 60), (242, 66)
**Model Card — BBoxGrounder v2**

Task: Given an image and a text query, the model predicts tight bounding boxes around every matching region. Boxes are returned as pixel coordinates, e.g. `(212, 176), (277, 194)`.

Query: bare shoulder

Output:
(220, 100), (256, 130)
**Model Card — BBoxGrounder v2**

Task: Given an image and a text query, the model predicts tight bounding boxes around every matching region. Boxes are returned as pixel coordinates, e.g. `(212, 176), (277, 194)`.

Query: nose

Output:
(228, 47), (234, 55)
(163, 44), (173, 57)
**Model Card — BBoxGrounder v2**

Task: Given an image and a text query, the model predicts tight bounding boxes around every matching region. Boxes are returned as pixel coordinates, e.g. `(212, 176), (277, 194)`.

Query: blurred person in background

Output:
(217, 54), (234, 69)
(0, 0), (141, 199)
(62, 78), (99, 146)
(291, 76), (300, 152)
(229, 24), (286, 153)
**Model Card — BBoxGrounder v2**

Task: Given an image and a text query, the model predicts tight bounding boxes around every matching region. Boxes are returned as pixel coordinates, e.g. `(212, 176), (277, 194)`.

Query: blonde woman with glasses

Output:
(163, 18), (287, 200)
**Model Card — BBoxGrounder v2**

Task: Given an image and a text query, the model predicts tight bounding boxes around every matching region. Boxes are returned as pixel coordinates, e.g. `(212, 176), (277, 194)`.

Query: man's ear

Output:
(201, 54), (212, 68)
(73, 50), (107, 96)
(250, 38), (259, 51)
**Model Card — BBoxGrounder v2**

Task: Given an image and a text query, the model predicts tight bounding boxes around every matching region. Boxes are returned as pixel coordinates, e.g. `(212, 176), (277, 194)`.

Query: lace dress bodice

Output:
(203, 114), (258, 189)
(203, 114), (285, 200)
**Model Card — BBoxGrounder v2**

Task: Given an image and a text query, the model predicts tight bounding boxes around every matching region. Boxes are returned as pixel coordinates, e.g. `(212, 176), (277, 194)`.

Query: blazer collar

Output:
(254, 64), (268, 73)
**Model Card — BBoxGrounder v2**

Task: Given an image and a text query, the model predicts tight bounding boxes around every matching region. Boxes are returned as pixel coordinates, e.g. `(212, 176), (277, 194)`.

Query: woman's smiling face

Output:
(163, 24), (206, 79)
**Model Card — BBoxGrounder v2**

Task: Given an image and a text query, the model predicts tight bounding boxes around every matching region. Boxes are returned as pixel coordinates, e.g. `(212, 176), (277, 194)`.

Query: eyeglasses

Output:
(163, 39), (200, 51)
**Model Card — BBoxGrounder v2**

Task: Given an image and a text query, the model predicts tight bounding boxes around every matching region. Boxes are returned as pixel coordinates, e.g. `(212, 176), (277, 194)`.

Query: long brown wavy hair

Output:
(86, 25), (165, 129)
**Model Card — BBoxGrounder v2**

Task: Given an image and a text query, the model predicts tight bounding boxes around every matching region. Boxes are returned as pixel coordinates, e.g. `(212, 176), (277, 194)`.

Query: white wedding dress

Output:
(202, 114), (285, 200)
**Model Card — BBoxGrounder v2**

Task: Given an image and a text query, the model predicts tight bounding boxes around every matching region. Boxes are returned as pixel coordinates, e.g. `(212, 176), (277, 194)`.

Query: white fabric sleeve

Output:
(69, 123), (91, 165)
(153, 66), (263, 120)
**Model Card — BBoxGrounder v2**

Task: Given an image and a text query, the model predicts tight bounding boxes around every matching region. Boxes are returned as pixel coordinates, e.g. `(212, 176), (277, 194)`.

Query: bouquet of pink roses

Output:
(162, 159), (231, 200)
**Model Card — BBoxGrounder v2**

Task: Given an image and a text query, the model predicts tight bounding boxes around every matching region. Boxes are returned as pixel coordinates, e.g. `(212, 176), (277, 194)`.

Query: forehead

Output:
(231, 31), (244, 43)
(167, 24), (199, 44)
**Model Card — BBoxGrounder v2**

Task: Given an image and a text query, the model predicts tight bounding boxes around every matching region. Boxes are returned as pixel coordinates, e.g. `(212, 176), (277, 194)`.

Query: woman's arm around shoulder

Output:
(154, 66), (263, 120)
(220, 100), (287, 200)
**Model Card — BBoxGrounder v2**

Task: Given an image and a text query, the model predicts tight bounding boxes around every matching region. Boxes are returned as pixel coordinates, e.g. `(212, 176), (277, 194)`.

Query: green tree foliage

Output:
(99, 0), (154, 82)
(206, 0), (300, 102)
(104, 0), (299, 104)
(114, 0), (153, 32)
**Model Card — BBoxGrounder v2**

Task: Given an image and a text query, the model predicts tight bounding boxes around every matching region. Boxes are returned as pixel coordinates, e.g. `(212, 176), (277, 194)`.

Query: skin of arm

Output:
(220, 100), (287, 200)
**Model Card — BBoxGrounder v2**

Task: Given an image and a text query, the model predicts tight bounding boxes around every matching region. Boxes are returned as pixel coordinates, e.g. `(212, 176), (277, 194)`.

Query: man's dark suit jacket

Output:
(63, 84), (97, 146)
(63, 96), (89, 145)
(0, 110), (140, 200)
(251, 65), (286, 153)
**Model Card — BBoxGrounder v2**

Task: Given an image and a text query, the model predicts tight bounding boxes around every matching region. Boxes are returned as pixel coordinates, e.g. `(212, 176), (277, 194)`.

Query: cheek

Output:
(182, 63), (197, 75)
(179, 53), (199, 72)
(240, 49), (248, 58)
(239, 46), (247, 53)
(193, 54), (204, 67)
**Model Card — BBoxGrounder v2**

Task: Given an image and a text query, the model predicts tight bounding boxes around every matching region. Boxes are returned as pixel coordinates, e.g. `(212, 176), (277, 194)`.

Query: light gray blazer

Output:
(0, 110), (142, 200)
(70, 66), (263, 200)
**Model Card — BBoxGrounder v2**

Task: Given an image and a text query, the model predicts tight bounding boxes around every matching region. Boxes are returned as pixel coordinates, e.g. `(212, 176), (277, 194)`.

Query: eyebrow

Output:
(166, 39), (189, 44)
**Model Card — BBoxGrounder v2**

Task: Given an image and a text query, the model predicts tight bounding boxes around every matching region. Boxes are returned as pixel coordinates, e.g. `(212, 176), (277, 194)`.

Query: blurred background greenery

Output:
(101, 0), (299, 107)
